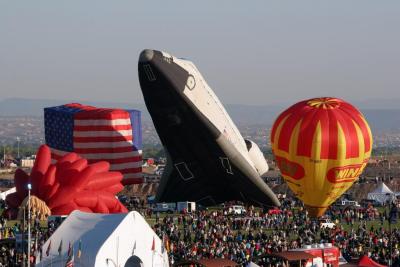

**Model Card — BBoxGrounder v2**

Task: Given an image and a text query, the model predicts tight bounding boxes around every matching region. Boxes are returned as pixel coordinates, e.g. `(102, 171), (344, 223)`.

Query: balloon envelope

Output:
(5, 145), (128, 219)
(271, 97), (373, 217)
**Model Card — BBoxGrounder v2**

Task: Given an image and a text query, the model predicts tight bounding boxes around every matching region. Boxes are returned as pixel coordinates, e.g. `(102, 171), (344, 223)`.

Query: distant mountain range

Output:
(1, 97), (399, 132)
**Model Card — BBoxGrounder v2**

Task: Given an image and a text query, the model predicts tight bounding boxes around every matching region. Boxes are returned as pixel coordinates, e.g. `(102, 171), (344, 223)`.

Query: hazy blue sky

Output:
(1, 1), (399, 106)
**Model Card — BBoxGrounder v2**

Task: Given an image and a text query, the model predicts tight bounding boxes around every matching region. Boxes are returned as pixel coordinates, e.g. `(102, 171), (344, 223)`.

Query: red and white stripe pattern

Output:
(50, 108), (142, 184)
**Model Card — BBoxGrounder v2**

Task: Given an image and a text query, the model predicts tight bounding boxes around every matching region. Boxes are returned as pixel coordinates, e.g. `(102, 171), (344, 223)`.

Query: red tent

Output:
(358, 256), (386, 267)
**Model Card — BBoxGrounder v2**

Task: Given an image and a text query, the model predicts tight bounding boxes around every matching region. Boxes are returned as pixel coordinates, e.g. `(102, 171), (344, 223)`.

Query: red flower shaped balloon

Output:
(5, 145), (128, 219)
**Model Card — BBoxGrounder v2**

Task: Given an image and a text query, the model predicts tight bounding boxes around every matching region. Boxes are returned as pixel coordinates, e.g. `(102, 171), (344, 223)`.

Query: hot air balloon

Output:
(44, 103), (143, 185)
(271, 97), (373, 217)
(5, 145), (128, 219)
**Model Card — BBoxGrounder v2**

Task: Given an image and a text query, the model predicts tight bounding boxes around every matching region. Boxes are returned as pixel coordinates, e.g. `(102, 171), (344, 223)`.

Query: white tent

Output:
(247, 262), (261, 267)
(367, 182), (395, 204)
(0, 187), (16, 200)
(37, 211), (169, 267)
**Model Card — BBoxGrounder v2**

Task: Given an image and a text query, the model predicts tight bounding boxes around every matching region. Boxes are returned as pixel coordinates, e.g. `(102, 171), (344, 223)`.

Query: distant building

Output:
(21, 159), (35, 168)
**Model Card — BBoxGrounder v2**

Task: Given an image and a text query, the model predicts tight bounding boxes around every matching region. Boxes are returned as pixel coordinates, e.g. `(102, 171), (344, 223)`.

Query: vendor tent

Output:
(367, 183), (395, 204)
(37, 210), (169, 267)
(358, 255), (386, 267)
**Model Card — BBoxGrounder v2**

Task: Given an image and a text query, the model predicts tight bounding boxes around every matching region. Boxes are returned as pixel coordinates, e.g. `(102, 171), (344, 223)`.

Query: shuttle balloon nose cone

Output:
(139, 49), (154, 62)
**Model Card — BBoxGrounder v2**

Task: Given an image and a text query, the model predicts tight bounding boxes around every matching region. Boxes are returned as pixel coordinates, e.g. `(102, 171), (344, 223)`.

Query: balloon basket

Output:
(305, 205), (327, 218)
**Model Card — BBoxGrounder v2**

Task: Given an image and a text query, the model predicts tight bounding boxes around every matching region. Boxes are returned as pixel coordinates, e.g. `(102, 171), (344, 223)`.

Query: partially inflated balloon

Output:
(5, 145), (128, 219)
(271, 97), (373, 217)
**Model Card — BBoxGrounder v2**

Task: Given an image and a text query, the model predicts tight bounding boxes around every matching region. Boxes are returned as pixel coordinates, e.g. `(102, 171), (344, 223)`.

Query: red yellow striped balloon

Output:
(271, 97), (373, 217)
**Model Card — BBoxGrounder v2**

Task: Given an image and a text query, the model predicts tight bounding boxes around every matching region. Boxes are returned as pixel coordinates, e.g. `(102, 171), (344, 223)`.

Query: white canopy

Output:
(0, 187), (16, 200)
(367, 183), (395, 204)
(37, 211), (169, 267)
(247, 262), (261, 267)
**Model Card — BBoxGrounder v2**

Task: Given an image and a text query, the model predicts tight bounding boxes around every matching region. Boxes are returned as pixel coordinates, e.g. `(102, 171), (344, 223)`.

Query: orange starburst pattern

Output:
(306, 97), (341, 109)
(5, 145), (127, 219)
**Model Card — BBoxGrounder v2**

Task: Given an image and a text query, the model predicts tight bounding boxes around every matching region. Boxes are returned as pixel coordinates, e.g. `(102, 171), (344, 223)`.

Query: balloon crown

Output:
(307, 97), (341, 109)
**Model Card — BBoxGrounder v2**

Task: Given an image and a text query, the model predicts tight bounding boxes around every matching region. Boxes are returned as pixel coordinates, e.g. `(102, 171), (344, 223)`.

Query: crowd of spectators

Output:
(150, 199), (399, 266)
(0, 197), (398, 266)
(0, 214), (62, 266)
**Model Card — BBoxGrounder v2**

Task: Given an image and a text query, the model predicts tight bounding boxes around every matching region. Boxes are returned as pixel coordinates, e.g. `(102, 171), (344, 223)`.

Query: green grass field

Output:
(144, 211), (399, 232)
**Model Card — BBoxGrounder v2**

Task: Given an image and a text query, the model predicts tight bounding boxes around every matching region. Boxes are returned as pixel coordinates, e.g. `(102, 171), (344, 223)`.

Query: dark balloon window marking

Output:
(174, 162), (194, 181)
(186, 75), (196, 90)
(220, 157), (233, 175)
(143, 64), (156, 81)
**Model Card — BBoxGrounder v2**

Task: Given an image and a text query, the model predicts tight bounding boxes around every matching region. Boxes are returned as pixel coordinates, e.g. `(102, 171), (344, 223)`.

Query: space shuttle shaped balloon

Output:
(138, 49), (279, 207)
(271, 97), (373, 217)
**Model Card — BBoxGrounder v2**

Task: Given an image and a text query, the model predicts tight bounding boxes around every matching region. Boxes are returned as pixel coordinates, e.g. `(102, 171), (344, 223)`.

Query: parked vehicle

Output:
(342, 200), (360, 207)
(152, 202), (176, 213)
(229, 205), (246, 215)
(335, 199), (360, 207)
(319, 218), (336, 229)
(177, 201), (196, 213)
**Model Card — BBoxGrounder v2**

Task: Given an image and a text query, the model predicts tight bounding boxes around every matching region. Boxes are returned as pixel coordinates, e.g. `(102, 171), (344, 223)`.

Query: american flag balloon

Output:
(44, 103), (143, 185)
